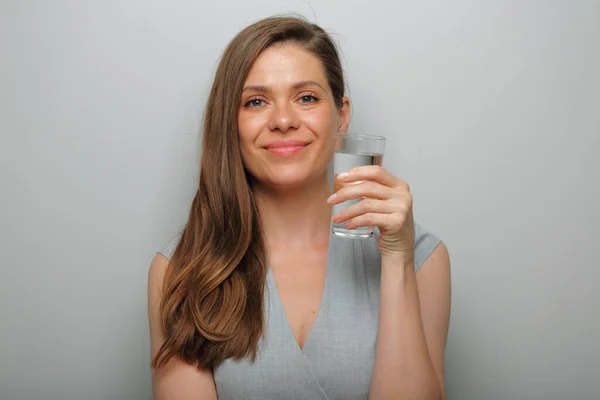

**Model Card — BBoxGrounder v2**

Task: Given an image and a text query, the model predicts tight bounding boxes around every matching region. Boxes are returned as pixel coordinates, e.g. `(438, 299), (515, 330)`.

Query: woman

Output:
(148, 15), (451, 400)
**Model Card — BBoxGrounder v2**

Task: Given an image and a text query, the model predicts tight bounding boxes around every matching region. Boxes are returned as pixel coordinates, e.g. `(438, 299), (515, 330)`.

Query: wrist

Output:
(380, 252), (414, 268)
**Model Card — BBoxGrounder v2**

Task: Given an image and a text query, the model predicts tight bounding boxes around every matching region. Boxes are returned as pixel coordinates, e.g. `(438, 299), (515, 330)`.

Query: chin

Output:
(260, 167), (325, 189)
(248, 157), (329, 189)
(264, 173), (312, 189)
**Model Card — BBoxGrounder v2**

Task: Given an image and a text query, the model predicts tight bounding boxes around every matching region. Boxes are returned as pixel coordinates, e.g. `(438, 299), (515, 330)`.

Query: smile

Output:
(264, 140), (309, 157)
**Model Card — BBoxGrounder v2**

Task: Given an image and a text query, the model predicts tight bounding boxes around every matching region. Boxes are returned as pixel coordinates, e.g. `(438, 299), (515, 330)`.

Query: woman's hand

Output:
(327, 165), (415, 260)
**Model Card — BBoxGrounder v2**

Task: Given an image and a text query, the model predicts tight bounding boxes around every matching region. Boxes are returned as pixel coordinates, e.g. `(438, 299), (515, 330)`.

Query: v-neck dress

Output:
(159, 222), (441, 400)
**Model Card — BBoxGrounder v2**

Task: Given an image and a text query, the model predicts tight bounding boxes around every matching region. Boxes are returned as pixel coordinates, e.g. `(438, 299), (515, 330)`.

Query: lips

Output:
(264, 140), (309, 149)
(264, 140), (309, 156)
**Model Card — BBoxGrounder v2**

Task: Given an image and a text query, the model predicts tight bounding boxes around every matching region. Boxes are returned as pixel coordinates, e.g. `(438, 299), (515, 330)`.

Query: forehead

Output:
(244, 43), (328, 87)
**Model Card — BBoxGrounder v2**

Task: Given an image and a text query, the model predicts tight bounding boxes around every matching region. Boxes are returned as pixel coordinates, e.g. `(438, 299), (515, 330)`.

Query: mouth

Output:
(264, 140), (309, 157)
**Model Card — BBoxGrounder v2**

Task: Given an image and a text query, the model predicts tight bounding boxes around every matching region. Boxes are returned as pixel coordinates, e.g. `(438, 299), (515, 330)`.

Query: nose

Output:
(267, 102), (300, 133)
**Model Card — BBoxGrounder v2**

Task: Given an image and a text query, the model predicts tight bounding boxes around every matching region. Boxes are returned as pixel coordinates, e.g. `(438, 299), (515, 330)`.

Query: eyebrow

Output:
(242, 80), (326, 93)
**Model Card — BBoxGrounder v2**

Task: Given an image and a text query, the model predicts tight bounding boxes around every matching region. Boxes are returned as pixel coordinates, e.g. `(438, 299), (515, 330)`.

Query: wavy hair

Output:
(152, 15), (345, 369)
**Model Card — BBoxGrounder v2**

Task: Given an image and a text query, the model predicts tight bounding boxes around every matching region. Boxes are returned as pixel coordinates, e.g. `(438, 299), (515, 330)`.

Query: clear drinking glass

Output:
(332, 133), (386, 239)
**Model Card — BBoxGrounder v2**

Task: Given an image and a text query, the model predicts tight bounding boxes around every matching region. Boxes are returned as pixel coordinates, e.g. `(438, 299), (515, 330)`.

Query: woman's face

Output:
(238, 43), (350, 189)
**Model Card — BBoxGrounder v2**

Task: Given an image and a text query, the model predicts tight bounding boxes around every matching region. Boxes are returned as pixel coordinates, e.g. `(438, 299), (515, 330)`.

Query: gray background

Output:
(1, 0), (599, 399)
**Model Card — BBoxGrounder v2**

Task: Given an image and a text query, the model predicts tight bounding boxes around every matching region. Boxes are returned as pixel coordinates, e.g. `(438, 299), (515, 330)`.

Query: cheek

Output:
(238, 115), (272, 173)
(237, 113), (254, 142)
(303, 106), (339, 137)
(237, 115), (254, 166)
(237, 113), (263, 158)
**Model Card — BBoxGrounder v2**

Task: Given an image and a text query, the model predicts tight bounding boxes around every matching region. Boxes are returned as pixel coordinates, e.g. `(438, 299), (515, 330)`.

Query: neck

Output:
(253, 171), (332, 250)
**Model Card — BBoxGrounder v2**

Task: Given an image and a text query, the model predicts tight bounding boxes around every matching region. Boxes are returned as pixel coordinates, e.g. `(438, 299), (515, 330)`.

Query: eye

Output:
(298, 94), (319, 104)
(243, 98), (266, 108)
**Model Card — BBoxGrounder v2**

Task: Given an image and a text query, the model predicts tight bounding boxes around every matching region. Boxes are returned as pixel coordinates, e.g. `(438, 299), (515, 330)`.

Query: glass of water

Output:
(332, 133), (386, 239)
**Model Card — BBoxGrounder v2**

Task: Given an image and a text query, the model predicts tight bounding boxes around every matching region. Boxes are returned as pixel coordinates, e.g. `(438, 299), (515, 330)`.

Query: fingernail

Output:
(331, 213), (339, 222)
(327, 193), (336, 203)
(337, 172), (348, 180)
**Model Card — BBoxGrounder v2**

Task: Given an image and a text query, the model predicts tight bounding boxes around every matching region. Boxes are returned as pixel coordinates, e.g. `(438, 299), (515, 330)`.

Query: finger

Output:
(336, 165), (408, 190)
(332, 198), (396, 223)
(327, 180), (396, 204)
(343, 212), (407, 231)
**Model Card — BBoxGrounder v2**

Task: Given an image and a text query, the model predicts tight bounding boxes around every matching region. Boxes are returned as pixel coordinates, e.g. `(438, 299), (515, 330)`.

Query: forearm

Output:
(369, 254), (442, 400)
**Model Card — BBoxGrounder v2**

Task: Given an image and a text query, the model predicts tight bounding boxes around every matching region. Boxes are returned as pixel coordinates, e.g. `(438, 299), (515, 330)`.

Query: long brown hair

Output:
(152, 15), (346, 370)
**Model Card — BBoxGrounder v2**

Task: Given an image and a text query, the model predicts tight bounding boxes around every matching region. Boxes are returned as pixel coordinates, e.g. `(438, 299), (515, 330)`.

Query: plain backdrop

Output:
(2, 0), (599, 399)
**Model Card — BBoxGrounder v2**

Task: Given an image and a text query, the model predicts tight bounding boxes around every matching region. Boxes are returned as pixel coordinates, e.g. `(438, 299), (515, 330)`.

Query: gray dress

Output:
(159, 223), (440, 400)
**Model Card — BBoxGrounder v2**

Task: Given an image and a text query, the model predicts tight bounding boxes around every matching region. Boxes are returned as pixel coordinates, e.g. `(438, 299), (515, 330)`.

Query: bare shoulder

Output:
(148, 253), (171, 299)
(415, 242), (451, 396)
(147, 254), (218, 400)
(416, 241), (451, 304)
(417, 241), (450, 277)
